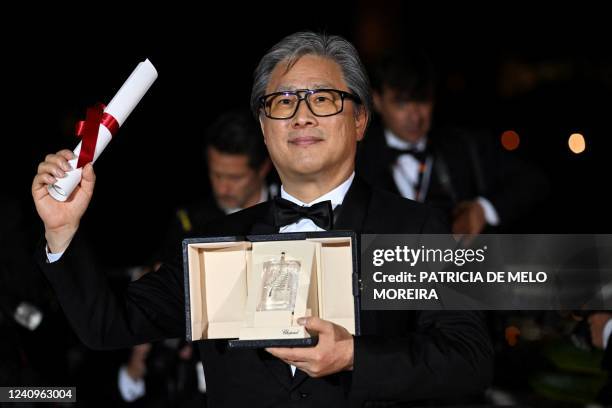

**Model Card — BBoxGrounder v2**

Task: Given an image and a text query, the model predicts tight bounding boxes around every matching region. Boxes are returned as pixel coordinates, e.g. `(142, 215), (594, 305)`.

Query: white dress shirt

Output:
(385, 129), (429, 201)
(604, 319), (612, 349)
(118, 366), (145, 402)
(277, 172), (354, 375)
(46, 245), (63, 263)
(278, 172), (354, 233)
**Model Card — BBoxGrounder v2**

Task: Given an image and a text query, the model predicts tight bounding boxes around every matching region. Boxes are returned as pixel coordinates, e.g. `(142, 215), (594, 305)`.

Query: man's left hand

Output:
(452, 200), (487, 235)
(266, 317), (354, 378)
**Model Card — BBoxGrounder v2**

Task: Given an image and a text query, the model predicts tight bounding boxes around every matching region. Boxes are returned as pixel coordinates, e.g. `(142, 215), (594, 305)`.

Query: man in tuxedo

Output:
(33, 32), (493, 406)
(357, 50), (548, 233)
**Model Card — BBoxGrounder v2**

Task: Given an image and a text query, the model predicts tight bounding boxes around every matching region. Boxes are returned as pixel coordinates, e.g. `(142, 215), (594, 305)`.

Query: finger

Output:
(266, 347), (311, 363)
(290, 361), (324, 378)
(51, 150), (74, 171)
(81, 163), (96, 182)
(32, 173), (57, 188)
(289, 361), (311, 374)
(274, 356), (309, 366)
(298, 317), (332, 335)
(265, 347), (298, 361)
(57, 149), (76, 162)
(38, 161), (68, 179)
(45, 153), (73, 173)
(32, 173), (57, 198)
(40, 152), (72, 175)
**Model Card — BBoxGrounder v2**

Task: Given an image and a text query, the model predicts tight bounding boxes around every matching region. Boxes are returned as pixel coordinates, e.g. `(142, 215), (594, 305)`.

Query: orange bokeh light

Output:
(568, 133), (586, 154)
(501, 130), (520, 151)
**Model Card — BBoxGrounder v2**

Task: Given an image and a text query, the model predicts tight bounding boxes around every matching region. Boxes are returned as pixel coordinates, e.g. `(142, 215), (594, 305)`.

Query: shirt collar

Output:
(280, 172), (355, 210)
(384, 129), (427, 152)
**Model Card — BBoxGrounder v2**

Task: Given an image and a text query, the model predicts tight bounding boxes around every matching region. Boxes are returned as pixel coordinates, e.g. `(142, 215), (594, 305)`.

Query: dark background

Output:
(5, 3), (612, 266)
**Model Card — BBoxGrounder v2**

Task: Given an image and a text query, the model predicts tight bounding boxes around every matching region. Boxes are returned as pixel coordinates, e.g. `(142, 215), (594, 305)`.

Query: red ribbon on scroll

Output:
(74, 103), (119, 168)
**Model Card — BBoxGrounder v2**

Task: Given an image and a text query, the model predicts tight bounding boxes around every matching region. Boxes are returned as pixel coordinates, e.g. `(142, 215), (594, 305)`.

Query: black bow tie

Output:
(388, 146), (428, 163)
(272, 197), (334, 230)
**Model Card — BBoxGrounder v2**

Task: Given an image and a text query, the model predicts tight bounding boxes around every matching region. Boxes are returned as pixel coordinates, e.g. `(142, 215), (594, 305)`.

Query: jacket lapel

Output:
(248, 202), (279, 234)
(334, 176), (371, 233)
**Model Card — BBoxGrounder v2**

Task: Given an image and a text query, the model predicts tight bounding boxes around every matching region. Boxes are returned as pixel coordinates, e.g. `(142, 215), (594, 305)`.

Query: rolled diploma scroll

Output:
(47, 59), (158, 202)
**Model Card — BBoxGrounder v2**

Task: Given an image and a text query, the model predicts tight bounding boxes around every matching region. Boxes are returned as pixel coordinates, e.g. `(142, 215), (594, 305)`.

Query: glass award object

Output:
(257, 252), (301, 312)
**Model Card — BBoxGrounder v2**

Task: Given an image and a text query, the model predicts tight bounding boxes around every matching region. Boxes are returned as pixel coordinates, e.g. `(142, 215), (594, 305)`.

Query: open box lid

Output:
(182, 231), (360, 343)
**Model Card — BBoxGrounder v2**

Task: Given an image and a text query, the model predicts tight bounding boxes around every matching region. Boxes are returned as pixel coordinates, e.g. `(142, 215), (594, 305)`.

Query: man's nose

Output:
(291, 99), (318, 128)
(216, 180), (232, 195)
(401, 103), (422, 123)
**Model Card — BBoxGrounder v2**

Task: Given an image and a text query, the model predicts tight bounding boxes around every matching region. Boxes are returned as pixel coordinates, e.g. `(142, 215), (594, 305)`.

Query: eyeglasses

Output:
(260, 88), (361, 120)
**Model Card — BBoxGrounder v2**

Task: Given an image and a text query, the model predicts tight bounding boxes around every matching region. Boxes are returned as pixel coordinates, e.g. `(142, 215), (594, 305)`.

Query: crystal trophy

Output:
(257, 252), (301, 312)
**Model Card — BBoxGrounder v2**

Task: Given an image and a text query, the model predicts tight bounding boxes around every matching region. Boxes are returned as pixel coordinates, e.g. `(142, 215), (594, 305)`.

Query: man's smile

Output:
(288, 135), (324, 147)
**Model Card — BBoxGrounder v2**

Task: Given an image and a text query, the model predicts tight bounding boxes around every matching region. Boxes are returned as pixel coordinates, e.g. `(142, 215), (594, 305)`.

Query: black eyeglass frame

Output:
(259, 88), (362, 120)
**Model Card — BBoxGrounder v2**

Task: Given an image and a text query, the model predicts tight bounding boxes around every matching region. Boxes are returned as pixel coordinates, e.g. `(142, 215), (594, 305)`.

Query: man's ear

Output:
(354, 107), (368, 142)
(258, 113), (267, 145)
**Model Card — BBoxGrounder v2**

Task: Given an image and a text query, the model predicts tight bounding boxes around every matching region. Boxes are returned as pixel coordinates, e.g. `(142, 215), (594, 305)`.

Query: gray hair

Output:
(250, 31), (371, 123)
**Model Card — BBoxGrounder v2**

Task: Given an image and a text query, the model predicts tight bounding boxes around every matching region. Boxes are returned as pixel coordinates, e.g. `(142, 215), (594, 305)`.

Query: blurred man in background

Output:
(357, 50), (548, 234)
(156, 109), (275, 263)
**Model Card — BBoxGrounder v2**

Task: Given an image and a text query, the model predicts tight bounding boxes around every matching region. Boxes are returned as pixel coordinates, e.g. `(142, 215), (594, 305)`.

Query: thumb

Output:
(80, 163), (96, 194)
(297, 316), (331, 335)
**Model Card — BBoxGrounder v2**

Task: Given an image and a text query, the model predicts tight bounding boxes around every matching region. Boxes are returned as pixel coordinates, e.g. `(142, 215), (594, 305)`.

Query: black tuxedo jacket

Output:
(39, 177), (493, 407)
(357, 124), (549, 229)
